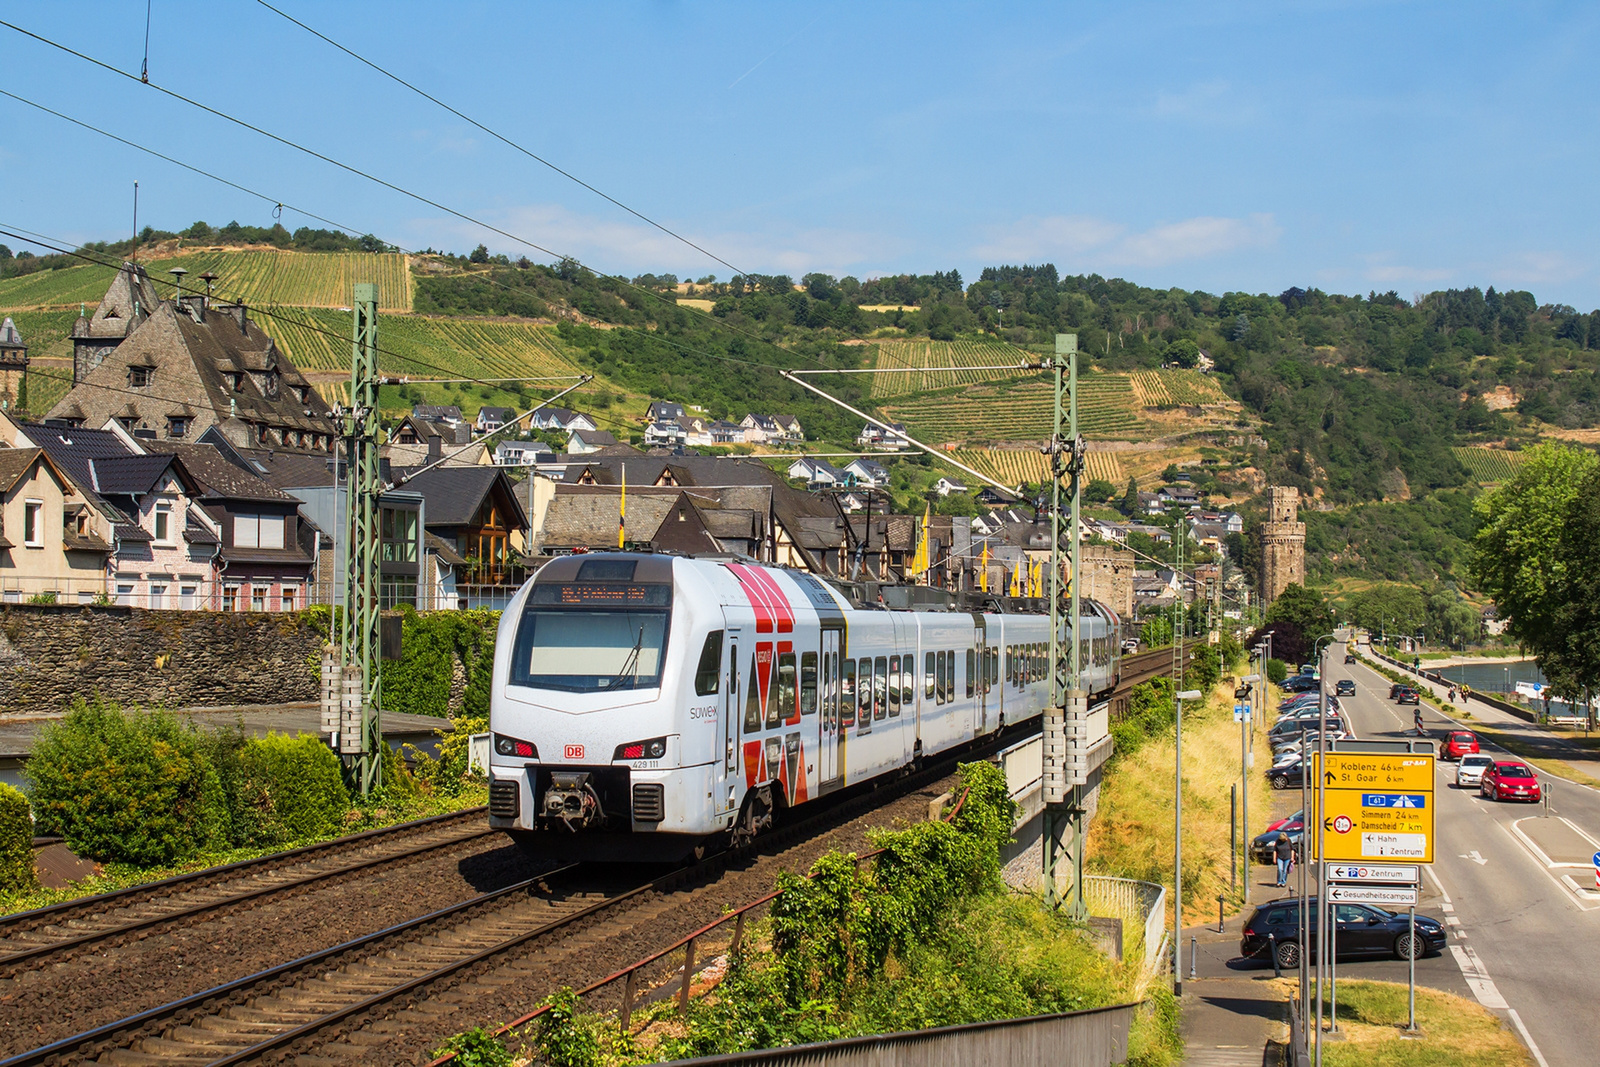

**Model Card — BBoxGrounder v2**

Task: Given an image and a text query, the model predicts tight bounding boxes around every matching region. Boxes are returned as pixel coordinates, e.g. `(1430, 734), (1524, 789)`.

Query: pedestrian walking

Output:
(1274, 833), (1294, 887)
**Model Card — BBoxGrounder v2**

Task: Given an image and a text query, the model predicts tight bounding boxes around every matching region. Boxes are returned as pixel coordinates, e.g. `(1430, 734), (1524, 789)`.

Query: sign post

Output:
(1316, 744), (1436, 1038)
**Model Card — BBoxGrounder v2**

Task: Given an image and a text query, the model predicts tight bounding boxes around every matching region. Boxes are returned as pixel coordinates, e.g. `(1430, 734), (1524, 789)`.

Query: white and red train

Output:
(487, 553), (1122, 860)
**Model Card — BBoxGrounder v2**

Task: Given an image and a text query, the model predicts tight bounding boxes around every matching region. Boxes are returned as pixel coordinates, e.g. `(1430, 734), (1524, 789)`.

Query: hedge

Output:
(0, 781), (34, 894)
(26, 700), (228, 865)
(229, 733), (351, 847)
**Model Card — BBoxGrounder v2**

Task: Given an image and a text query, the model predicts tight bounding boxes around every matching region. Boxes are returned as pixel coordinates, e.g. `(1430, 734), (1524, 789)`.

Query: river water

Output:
(1430, 659), (1544, 693)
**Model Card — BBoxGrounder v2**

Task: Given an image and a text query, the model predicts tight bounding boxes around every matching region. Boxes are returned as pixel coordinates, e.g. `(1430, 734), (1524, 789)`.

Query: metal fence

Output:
(660, 1001), (1138, 1067)
(1085, 875), (1167, 971)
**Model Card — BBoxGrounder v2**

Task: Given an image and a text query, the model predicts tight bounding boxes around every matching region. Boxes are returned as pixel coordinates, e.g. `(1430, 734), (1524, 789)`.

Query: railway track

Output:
(0, 807), (492, 975)
(4, 727), (1030, 1067)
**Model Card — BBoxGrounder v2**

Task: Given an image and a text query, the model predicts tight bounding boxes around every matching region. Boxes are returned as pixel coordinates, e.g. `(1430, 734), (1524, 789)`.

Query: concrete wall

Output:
(0, 603), (325, 713)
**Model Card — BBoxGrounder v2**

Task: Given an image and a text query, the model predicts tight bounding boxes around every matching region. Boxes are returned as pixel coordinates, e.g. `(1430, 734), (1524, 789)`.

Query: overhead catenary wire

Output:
(253, 0), (750, 281)
(0, 19), (835, 379)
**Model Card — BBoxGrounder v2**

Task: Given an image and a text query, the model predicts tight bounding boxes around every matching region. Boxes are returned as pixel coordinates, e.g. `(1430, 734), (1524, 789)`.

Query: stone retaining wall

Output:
(0, 604), (326, 713)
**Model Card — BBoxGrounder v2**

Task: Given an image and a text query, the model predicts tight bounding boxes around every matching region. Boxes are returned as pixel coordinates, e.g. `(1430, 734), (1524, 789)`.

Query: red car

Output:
(1442, 731), (1480, 761)
(1480, 761), (1541, 802)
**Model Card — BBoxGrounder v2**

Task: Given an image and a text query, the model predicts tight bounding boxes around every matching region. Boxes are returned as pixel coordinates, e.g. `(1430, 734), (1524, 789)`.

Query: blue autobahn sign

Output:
(1361, 793), (1428, 809)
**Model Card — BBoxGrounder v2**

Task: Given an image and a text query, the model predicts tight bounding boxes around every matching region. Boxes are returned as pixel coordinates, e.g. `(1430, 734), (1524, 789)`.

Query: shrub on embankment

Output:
(207, 730), (350, 848)
(26, 700), (228, 866)
(468, 761), (1179, 1066)
(0, 782), (35, 894)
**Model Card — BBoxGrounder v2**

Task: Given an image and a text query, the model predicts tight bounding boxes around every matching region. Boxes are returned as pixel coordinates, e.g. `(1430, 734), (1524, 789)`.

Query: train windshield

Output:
(510, 582), (672, 693)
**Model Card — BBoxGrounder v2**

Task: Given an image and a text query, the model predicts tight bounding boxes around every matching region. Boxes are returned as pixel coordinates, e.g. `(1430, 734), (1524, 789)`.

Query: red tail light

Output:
(620, 743), (645, 759)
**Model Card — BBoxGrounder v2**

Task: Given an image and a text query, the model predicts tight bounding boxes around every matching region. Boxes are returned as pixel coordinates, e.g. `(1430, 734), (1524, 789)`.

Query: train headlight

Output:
(614, 736), (669, 761)
(495, 734), (537, 758)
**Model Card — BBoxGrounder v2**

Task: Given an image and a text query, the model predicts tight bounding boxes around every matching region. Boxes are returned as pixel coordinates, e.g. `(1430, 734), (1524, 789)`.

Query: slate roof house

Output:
(0, 446), (113, 604)
(475, 407), (518, 434)
(392, 465), (530, 604)
(22, 423), (222, 608)
(69, 260), (161, 384)
(51, 268), (337, 455)
(138, 439), (317, 612)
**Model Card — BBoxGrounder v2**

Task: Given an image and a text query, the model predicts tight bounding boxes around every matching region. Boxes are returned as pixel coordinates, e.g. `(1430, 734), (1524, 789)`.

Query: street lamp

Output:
(1174, 687), (1203, 997)
(1238, 673), (1261, 887)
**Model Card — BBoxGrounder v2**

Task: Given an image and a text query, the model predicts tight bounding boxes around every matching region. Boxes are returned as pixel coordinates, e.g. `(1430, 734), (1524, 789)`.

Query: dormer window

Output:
(167, 416), (189, 439)
(129, 366), (154, 388)
(229, 373), (244, 392)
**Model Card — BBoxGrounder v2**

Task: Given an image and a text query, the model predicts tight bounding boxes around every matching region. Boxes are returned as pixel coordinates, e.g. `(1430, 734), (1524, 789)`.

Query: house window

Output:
(180, 585), (198, 610)
(380, 508), (418, 562)
(167, 417), (188, 438)
(116, 582), (135, 606)
(149, 583), (167, 610)
(280, 586), (297, 612)
(129, 366), (154, 387)
(251, 585), (269, 611)
(223, 584), (239, 611)
(234, 514), (285, 550)
(153, 502), (173, 543)
(23, 500), (43, 547)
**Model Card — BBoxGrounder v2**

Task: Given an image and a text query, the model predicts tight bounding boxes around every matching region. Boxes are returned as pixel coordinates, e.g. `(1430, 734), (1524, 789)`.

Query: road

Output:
(1336, 645), (1600, 1067)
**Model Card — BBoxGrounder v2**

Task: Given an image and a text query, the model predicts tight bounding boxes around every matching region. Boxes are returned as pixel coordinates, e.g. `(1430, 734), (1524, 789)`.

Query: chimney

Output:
(427, 432), (442, 462)
(231, 302), (248, 333)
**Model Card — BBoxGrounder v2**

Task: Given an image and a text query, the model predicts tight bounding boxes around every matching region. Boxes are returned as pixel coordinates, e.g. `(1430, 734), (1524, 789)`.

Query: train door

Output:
(717, 625), (741, 815)
(818, 628), (844, 792)
(973, 617), (988, 736)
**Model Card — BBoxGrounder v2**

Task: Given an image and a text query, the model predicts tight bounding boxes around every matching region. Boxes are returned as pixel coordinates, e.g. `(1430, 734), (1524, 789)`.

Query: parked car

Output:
(1268, 757), (1307, 791)
(1480, 761), (1542, 802)
(1269, 716), (1342, 740)
(1442, 731), (1480, 761)
(1455, 754), (1495, 789)
(1281, 676), (1320, 694)
(1241, 898), (1446, 968)
(1394, 687), (1420, 705)
(1272, 731), (1349, 757)
(1335, 680), (1356, 696)
(1251, 817), (1304, 864)
(1122, 637), (1141, 653)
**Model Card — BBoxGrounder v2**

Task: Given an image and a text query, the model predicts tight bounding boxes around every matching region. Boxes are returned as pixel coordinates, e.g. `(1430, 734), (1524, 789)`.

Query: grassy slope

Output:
(1, 251), (1250, 456)
(1088, 680), (1271, 925)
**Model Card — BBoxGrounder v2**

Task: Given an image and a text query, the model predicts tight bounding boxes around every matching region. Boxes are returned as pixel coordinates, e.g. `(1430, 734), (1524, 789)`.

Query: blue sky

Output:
(2, 1), (1597, 307)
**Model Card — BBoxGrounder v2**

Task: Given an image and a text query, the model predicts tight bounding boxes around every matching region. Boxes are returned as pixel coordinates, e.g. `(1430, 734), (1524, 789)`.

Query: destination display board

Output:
(1311, 752), (1435, 864)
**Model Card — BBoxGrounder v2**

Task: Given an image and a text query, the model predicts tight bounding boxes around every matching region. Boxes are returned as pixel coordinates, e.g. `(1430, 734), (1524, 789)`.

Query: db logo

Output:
(1332, 815), (1353, 834)
(563, 744), (584, 760)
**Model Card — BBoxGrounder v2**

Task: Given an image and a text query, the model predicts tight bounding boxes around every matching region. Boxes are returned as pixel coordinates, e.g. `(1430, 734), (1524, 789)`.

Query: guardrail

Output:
(659, 1001), (1138, 1067)
(1085, 875), (1167, 971)
(1366, 650), (1539, 724)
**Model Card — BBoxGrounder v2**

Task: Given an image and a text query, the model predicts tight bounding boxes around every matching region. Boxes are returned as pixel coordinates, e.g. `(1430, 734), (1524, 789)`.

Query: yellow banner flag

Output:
(618, 465), (626, 549)
(979, 541), (989, 592)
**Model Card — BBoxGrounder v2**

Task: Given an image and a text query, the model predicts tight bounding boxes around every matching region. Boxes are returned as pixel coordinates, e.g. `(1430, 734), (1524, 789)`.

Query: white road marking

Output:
(1460, 849), (1487, 865)
(1449, 942), (1509, 1010)
(1499, 821), (1600, 912)
(1443, 915), (1461, 926)
(1508, 1009), (1553, 1067)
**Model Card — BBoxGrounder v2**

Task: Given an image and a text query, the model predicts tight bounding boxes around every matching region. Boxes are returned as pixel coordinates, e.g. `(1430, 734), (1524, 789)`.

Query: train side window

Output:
(693, 630), (723, 696)
(859, 657), (873, 727)
(986, 646), (996, 692)
(888, 655), (901, 716)
(966, 649), (976, 698)
(874, 655), (888, 720)
(744, 654), (761, 732)
(925, 651), (936, 698)
(942, 650), (954, 703)
(800, 652), (818, 716)
(902, 661), (913, 708)
(842, 658), (857, 727)
(774, 653), (797, 727)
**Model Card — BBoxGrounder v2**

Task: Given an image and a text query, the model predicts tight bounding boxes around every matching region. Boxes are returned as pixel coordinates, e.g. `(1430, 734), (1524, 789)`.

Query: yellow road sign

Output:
(1311, 753), (1435, 864)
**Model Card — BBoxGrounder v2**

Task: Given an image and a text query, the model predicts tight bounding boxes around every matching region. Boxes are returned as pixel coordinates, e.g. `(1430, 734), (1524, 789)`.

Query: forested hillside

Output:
(6, 226), (1598, 599)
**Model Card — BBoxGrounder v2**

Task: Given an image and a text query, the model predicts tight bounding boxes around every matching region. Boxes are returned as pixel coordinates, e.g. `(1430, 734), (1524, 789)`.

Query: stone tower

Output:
(1259, 486), (1306, 609)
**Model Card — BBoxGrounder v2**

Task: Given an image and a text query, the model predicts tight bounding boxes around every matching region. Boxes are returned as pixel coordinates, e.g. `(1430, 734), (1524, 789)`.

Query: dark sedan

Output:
(1251, 816), (1304, 864)
(1335, 680), (1356, 696)
(1281, 676), (1320, 694)
(1267, 758), (1307, 791)
(1241, 898), (1446, 968)
(1344, 652), (1357, 664)
(1395, 687), (1420, 705)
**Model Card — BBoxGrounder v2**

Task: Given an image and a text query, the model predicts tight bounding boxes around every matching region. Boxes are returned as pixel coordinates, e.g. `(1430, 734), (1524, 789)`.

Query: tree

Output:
(1121, 476), (1139, 515)
(1470, 442), (1597, 659)
(469, 244), (490, 264)
(1084, 478), (1116, 503)
(1164, 338), (1201, 369)
(1162, 464), (1181, 483)
(1264, 584), (1335, 643)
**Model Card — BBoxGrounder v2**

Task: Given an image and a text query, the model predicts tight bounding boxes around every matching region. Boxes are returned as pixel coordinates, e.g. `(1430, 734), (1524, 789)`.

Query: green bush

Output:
(1266, 658), (1289, 684)
(230, 733), (350, 847)
(26, 700), (227, 865)
(0, 781), (35, 894)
